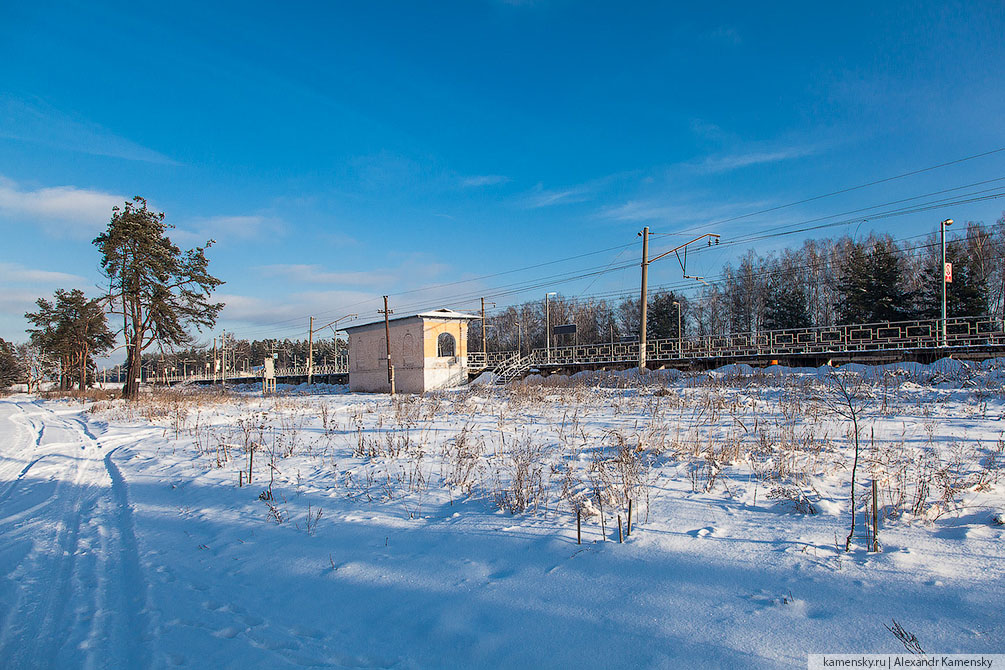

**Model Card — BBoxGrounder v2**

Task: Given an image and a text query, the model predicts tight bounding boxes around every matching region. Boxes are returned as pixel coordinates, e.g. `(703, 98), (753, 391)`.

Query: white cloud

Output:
(0, 176), (125, 238)
(598, 197), (773, 227)
(460, 175), (510, 188)
(215, 291), (377, 328)
(173, 215), (280, 245)
(258, 264), (396, 287)
(0, 262), (88, 286)
(0, 265), (95, 341)
(524, 183), (593, 209)
(258, 255), (451, 289)
(695, 146), (816, 174)
(0, 96), (177, 165)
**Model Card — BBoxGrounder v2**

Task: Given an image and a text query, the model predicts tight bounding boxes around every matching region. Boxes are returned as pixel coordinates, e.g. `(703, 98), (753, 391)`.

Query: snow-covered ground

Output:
(1, 360), (1003, 668)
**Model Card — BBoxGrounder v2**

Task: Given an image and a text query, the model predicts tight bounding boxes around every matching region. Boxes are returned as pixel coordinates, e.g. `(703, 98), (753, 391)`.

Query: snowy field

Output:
(0, 360), (1003, 669)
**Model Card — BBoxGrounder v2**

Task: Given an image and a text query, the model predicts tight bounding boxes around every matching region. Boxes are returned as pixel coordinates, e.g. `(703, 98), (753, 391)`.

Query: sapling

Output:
(825, 370), (866, 552)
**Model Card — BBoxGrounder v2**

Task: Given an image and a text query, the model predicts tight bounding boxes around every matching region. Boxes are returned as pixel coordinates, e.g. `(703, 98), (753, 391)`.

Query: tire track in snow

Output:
(0, 426), (99, 669)
(103, 447), (153, 669)
(11, 400), (45, 446)
(0, 401), (151, 669)
(0, 455), (49, 506)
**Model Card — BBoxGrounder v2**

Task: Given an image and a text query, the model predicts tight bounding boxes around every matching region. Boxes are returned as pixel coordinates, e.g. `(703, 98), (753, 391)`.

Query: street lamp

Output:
(673, 300), (682, 359)
(941, 218), (954, 347)
(545, 292), (557, 362)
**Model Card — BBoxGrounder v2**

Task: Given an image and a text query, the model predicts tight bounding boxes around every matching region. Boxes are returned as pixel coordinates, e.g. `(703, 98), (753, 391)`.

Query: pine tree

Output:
(93, 197), (224, 399)
(837, 238), (913, 324)
(762, 279), (810, 331)
(646, 291), (686, 340)
(0, 338), (19, 391)
(914, 240), (987, 320)
(25, 289), (114, 391)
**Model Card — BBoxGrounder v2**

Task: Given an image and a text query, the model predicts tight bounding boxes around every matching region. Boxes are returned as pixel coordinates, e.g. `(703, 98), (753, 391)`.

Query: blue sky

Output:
(1, 0), (1003, 347)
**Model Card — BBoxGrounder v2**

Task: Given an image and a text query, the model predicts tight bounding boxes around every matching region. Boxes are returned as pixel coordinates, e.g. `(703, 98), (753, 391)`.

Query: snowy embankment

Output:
(0, 359), (1003, 668)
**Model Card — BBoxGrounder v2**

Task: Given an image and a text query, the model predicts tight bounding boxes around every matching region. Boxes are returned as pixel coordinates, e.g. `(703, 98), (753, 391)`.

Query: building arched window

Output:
(437, 332), (455, 357)
(402, 332), (417, 366)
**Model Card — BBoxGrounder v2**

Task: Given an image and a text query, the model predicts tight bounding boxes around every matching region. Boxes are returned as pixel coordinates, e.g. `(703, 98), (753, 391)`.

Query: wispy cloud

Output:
(215, 290), (376, 328)
(258, 255), (451, 288)
(0, 288), (48, 314)
(703, 26), (742, 46)
(689, 118), (729, 143)
(598, 197), (772, 226)
(0, 176), (124, 239)
(460, 175), (510, 188)
(0, 96), (178, 165)
(258, 264), (396, 287)
(691, 146), (817, 174)
(524, 182), (594, 209)
(0, 262), (88, 287)
(173, 215), (281, 245)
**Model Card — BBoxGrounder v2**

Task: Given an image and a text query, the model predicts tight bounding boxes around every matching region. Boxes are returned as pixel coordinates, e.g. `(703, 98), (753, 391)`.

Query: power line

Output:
(650, 147), (1005, 237)
(222, 158), (1005, 339)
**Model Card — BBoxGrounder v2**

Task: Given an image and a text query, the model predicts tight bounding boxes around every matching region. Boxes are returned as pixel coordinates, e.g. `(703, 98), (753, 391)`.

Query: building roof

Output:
(343, 308), (479, 331)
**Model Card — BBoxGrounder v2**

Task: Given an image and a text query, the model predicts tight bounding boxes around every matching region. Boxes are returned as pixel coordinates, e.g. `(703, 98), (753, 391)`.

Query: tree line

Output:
(136, 334), (349, 378)
(2, 209), (1002, 391)
(469, 216), (1005, 354)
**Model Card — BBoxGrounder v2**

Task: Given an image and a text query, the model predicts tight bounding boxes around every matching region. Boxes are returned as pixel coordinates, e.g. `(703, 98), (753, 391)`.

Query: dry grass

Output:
(82, 367), (1005, 545)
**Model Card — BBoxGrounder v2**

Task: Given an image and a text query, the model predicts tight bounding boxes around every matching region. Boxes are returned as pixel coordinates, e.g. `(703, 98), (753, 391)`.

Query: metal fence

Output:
(531, 315), (1005, 368)
(163, 356), (350, 385)
(468, 350), (521, 371)
(160, 316), (1005, 384)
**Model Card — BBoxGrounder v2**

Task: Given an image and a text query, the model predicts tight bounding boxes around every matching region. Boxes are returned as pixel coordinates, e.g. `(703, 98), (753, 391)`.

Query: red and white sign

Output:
(944, 262), (953, 283)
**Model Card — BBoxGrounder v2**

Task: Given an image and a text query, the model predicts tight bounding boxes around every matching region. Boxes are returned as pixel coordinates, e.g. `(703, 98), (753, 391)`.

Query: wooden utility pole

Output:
(380, 296), (395, 395)
(212, 337), (218, 384)
(307, 316), (314, 385)
(221, 330), (227, 384)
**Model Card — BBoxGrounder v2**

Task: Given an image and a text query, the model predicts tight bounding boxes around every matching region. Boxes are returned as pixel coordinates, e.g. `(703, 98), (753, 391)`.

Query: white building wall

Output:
(348, 318), (429, 393)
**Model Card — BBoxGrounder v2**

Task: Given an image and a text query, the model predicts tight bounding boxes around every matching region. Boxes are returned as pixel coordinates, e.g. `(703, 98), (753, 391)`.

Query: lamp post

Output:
(941, 218), (954, 347)
(545, 292), (557, 362)
(673, 300), (682, 359)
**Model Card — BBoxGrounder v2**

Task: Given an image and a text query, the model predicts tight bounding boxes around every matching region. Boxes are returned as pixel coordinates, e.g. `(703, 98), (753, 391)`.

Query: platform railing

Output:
(158, 316), (1005, 384)
(532, 315), (1005, 368)
(468, 350), (521, 371)
(162, 356), (350, 385)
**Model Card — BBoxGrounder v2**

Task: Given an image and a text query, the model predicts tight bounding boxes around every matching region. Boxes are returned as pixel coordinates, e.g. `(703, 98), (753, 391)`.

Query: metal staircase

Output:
(494, 352), (539, 385)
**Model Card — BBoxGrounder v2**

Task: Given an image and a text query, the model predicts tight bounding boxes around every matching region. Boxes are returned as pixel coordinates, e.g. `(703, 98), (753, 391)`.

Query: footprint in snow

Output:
(689, 526), (715, 538)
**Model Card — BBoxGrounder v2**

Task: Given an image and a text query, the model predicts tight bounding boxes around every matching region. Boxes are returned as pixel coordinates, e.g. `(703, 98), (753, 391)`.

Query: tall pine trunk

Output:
(123, 341), (142, 399)
(79, 344), (88, 392)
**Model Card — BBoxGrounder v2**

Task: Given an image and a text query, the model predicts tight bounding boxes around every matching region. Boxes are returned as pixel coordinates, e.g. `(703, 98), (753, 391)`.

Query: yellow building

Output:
(344, 309), (477, 393)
